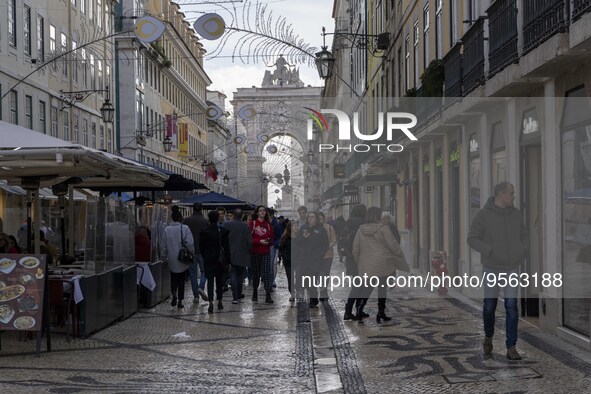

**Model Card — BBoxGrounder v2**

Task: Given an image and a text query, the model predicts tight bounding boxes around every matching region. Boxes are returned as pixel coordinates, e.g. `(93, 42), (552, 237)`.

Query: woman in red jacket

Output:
(249, 205), (274, 304)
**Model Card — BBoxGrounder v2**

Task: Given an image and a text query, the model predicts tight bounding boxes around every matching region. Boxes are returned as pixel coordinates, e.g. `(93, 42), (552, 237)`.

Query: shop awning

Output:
(178, 191), (253, 209)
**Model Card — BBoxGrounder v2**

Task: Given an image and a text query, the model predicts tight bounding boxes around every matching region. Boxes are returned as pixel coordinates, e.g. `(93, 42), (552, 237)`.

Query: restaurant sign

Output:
(0, 254), (47, 332)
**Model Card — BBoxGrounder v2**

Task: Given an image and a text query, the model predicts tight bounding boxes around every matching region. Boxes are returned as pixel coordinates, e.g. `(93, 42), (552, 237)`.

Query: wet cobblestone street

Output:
(1, 261), (590, 393)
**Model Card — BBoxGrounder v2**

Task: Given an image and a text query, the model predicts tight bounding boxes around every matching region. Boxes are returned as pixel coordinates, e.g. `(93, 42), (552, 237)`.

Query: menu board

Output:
(0, 254), (47, 332)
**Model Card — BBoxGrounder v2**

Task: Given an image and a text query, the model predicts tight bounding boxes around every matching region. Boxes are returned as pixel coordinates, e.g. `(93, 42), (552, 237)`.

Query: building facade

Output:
(115, 0), (211, 184)
(323, 0), (591, 349)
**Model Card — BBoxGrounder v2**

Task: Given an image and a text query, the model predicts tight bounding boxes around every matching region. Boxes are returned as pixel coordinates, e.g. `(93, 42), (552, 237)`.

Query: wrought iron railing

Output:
(572, 0), (591, 21)
(461, 18), (485, 95)
(443, 43), (462, 99)
(488, 0), (519, 78)
(523, 0), (567, 55)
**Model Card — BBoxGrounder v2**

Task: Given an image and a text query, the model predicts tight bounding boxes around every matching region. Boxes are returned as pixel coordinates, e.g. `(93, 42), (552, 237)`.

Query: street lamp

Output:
(60, 86), (115, 123)
(163, 136), (173, 152)
(315, 27), (335, 80)
(201, 159), (209, 172)
(223, 173), (230, 185)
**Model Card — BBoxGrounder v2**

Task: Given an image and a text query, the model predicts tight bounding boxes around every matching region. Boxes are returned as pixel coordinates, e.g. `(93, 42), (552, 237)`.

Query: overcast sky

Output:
(178, 0), (334, 104)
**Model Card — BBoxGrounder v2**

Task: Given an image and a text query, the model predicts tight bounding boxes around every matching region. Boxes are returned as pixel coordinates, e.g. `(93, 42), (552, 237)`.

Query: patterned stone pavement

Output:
(0, 260), (590, 393)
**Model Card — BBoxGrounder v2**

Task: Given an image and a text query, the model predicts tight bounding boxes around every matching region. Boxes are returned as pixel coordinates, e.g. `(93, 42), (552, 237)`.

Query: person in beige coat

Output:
(353, 207), (408, 323)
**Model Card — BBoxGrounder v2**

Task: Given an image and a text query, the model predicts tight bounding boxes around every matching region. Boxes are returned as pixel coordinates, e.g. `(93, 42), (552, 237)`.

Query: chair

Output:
(48, 279), (76, 341)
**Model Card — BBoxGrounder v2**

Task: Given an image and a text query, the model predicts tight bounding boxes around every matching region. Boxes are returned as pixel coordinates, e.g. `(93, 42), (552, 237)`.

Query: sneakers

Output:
(177, 302), (184, 309)
(193, 297), (200, 304)
(506, 346), (522, 360)
(198, 288), (209, 302)
(265, 294), (274, 304)
(232, 300), (239, 304)
(483, 336), (493, 354)
(171, 296), (177, 307)
(288, 296), (295, 302)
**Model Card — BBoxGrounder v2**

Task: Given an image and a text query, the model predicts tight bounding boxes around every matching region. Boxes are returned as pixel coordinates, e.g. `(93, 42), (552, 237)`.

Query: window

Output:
(61, 33), (68, 76)
(89, 0), (93, 20)
(450, 0), (458, 45)
(99, 125), (104, 149)
(82, 118), (88, 146)
(423, 4), (430, 69)
(63, 111), (70, 141)
(414, 20), (419, 87)
(405, 35), (410, 92)
(71, 0), (77, 7)
(72, 40), (78, 82)
(436, 0), (442, 59)
(97, 0), (102, 30)
(73, 113), (79, 142)
(8, 0), (16, 47)
(107, 128), (112, 152)
(24, 6), (32, 55)
(105, 2), (110, 32)
(98, 60), (103, 91)
(37, 15), (45, 62)
(81, 0), (86, 15)
(25, 95), (32, 129)
(9, 91), (18, 125)
(39, 101), (46, 133)
(90, 53), (95, 89)
(49, 25), (56, 71)
(51, 106), (58, 137)
(91, 122), (97, 148)
(81, 48), (87, 87)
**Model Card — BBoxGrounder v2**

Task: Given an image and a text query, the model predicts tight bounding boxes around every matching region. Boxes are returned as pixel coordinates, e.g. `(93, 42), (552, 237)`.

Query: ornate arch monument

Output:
(231, 56), (322, 211)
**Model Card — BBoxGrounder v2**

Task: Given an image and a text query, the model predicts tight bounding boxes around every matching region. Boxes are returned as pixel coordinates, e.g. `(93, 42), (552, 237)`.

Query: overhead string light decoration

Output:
(194, 0), (318, 67)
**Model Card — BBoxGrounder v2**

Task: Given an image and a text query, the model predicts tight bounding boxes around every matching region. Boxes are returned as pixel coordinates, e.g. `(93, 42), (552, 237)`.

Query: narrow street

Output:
(1, 261), (590, 393)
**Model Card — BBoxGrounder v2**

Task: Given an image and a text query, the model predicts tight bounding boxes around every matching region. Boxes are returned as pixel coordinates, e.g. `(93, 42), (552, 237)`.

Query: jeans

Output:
(170, 271), (187, 301)
(231, 266), (246, 301)
(189, 254), (206, 296)
(482, 267), (519, 349)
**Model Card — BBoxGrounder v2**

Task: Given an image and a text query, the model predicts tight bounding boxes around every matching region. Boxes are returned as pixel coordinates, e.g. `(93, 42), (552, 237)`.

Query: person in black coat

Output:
(294, 212), (328, 307)
(199, 210), (232, 313)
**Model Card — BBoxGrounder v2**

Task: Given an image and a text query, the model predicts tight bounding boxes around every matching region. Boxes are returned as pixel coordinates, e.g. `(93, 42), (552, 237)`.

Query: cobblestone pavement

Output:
(1, 261), (590, 393)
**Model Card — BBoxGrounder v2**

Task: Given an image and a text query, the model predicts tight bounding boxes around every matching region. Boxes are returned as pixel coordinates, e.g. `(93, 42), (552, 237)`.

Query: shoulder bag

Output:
(178, 225), (194, 265)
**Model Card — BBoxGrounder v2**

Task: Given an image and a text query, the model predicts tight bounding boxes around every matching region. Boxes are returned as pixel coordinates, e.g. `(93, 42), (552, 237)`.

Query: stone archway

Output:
(231, 59), (322, 207)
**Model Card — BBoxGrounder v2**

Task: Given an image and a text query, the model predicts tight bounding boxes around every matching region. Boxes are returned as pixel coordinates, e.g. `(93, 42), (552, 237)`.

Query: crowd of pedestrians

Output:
(133, 182), (529, 359)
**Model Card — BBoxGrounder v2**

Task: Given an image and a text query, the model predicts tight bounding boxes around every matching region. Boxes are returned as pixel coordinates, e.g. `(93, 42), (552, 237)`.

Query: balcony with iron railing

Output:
(523, 0), (567, 55)
(462, 18), (486, 96)
(487, 0), (519, 78)
(443, 43), (463, 101)
(572, 0), (591, 20)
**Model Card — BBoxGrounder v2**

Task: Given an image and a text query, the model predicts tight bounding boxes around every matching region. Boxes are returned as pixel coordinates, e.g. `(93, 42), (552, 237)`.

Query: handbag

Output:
(218, 227), (227, 266)
(177, 225), (194, 265)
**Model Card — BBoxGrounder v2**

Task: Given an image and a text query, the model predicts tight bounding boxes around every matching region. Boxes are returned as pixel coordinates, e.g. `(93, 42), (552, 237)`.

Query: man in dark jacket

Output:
(200, 211), (232, 313)
(223, 209), (252, 304)
(183, 203), (209, 303)
(468, 181), (528, 360)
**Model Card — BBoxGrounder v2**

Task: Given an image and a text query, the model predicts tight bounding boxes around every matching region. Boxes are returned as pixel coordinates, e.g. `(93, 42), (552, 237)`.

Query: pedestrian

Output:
(279, 221), (296, 301)
(163, 210), (194, 309)
(183, 203), (210, 303)
(269, 208), (283, 289)
(332, 216), (346, 262)
(134, 226), (151, 262)
(468, 181), (528, 360)
(380, 212), (401, 244)
(249, 205), (274, 303)
(7, 235), (23, 253)
(200, 210), (232, 313)
(317, 212), (337, 301)
(352, 207), (407, 324)
(295, 206), (308, 228)
(341, 204), (367, 321)
(295, 211), (328, 307)
(223, 208), (252, 304)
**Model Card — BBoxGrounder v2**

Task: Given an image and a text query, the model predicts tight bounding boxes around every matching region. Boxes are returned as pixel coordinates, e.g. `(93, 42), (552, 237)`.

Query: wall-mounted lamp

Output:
(60, 86), (115, 123)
